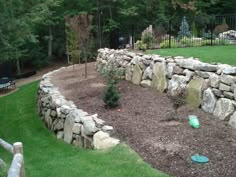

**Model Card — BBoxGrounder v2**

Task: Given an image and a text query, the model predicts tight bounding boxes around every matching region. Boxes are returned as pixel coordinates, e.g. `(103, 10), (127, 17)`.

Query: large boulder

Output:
(220, 74), (236, 85)
(132, 64), (143, 85)
(168, 75), (187, 96)
(202, 88), (217, 113)
(176, 59), (217, 71)
(186, 78), (205, 108)
(142, 66), (152, 80)
(125, 65), (133, 81)
(93, 131), (120, 150)
(151, 62), (168, 93)
(82, 118), (99, 136)
(64, 112), (75, 144)
(213, 98), (234, 120)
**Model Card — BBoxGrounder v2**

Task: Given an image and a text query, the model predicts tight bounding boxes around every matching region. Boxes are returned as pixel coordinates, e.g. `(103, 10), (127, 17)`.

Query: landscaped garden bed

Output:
(51, 63), (236, 177)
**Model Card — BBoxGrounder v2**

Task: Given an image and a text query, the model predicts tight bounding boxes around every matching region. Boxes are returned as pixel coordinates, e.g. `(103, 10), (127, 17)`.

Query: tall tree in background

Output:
(0, 0), (61, 75)
(65, 14), (93, 77)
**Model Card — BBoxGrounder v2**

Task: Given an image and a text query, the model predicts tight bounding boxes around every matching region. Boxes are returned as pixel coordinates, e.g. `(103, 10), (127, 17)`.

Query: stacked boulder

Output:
(96, 48), (236, 129)
(38, 67), (119, 149)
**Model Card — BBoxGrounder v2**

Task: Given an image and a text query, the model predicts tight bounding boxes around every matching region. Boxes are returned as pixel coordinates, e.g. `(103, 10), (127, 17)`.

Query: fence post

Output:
(210, 16), (214, 46)
(13, 142), (25, 177)
(168, 19), (172, 48)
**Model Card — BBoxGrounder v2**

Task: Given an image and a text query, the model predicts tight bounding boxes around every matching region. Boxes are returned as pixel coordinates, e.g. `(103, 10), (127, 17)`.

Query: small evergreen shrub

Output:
(103, 80), (121, 108)
(100, 63), (124, 108)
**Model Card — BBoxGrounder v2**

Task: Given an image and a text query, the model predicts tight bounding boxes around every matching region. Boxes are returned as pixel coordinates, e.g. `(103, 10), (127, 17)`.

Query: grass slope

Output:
(0, 81), (168, 177)
(147, 45), (236, 66)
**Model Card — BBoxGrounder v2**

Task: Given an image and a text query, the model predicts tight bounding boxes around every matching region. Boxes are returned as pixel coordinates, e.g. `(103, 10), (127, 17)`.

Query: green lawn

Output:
(0, 82), (168, 177)
(147, 45), (236, 66)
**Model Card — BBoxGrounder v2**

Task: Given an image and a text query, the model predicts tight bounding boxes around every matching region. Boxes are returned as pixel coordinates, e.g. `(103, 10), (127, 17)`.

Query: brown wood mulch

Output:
(51, 62), (236, 177)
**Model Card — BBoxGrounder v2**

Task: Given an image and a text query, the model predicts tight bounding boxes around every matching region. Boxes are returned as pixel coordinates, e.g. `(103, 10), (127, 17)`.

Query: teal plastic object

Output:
(191, 155), (209, 164)
(189, 115), (200, 129)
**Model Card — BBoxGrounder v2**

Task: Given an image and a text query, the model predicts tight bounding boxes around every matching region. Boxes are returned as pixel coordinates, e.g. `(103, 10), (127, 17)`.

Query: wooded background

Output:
(0, 0), (235, 76)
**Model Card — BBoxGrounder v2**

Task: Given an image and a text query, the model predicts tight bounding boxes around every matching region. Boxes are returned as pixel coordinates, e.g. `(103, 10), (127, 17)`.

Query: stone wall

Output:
(96, 48), (236, 129)
(38, 67), (119, 149)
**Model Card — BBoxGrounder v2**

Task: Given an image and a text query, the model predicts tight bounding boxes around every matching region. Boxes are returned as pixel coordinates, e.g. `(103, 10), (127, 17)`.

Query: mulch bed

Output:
(51, 63), (236, 177)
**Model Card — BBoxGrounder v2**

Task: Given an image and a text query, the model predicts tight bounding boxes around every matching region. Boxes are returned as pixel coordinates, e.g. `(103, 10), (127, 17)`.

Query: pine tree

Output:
(178, 16), (191, 39)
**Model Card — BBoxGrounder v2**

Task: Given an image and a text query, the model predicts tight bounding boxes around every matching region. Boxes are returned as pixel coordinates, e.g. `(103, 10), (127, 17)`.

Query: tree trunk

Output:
(48, 26), (53, 59)
(16, 58), (21, 75)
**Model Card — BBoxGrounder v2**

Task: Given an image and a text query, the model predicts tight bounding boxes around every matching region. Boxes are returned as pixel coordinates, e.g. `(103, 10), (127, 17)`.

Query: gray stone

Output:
(142, 59), (152, 66)
(52, 119), (64, 131)
(186, 78), (205, 108)
(45, 109), (52, 128)
(173, 66), (184, 75)
(50, 110), (57, 117)
(93, 116), (105, 128)
(152, 56), (165, 62)
(222, 67), (236, 75)
(132, 64), (143, 85)
(212, 88), (223, 97)
(123, 56), (132, 61)
(142, 66), (152, 80)
(64, 114), (75, 144)
(57, 131), (64, 139)
(213, 98), (234, 120)
(183, 69), (194, 81)
(82, 119), (99, 136)
(210, 73), (220, 88)
(126, 51), (136, 58)
(174, 56), (184, 59)
(195, 71), (211, 79)
(229, 112), (236, 129)
(93, 131), (120, 150)
(167, 63), (175, 79)
(202, 88), (217, 113)
(231, 84), (236, 92)
(151, 62), (168, 93)
(219, 83), (231, 92)
(72, 135), (84, 148)
(200, 64), (218, 72)
(141, 80), (152, 88)
(138, 61), (146, 70)
(220, 74), (236, 85)
(202, 79), (210, 91)
(223, 91), (234, 99)
(176, 59), (217, 71)
(166, 58), (174, 63)
(102, 125), (114, 132)
(84, 136), (93, 149)
(72, 123), (82, 134)
(60, 105), (71, 115)
(131, 56), (141, 65)
(168, 75), (187, 96)
(142, 54), (152, 60)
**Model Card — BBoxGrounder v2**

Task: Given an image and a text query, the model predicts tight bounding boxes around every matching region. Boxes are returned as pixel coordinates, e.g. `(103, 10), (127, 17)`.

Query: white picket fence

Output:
(0, 138), (25, 177)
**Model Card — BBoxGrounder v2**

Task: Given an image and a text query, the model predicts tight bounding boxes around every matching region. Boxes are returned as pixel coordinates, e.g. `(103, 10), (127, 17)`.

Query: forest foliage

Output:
(0, 0), (235, 74)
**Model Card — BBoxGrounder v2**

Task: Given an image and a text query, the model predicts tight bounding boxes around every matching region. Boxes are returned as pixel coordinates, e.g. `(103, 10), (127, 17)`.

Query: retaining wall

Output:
(96, 48), (236, 129)
(38, 67), (119, 149)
